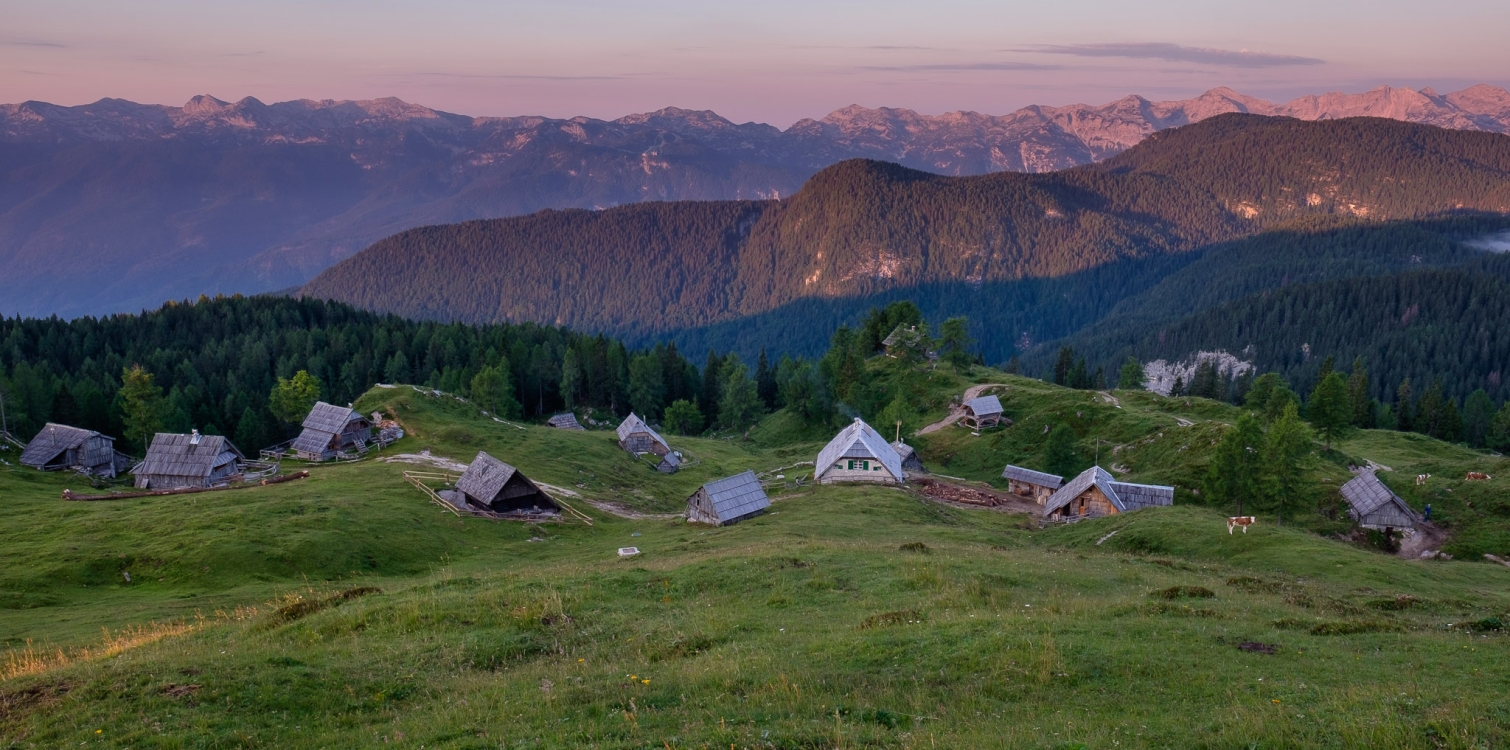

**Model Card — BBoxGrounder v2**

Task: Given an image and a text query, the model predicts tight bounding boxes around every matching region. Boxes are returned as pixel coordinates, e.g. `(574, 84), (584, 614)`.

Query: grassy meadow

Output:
(1, 377), (1508, 748)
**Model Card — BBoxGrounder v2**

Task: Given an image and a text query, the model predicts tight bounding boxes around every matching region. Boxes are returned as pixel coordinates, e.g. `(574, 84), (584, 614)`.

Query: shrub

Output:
(1152, 586), (1215, 600)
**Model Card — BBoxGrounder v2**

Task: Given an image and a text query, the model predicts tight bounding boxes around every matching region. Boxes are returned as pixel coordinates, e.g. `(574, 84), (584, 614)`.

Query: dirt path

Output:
(917, 383), (1010, 435)
(1398, 521), (1449, 559)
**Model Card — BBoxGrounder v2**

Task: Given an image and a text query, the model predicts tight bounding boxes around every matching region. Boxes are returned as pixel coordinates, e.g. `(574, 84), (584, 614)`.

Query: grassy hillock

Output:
(3, 379), (1509, 747)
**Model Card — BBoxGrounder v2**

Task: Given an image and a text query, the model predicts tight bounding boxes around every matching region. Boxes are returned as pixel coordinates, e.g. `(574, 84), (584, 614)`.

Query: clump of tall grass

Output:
(2, 620), (200, 681)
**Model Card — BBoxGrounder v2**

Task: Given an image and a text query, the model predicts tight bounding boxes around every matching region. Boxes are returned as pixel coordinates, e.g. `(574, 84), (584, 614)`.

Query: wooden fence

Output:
(402, 470), (593, 525)
(62, 471), (310, 501)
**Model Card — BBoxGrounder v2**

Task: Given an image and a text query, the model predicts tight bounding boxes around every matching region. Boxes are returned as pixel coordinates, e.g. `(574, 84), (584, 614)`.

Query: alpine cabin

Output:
(815, 418), (906, 485)
(891, 440), (926, 473)
(1339, 471), (1417, 531)
(686, 470), (770, 526)
(616, 413), (671, 456)
(1043, 466), (1173, 521)
(19, 423), (130, 478)
(291, 402), (373, 461)
(1001, 465), (1063, 505)
(130, 431), (245, 490)
(547, 413), (586, 431)
(962, 395), (1005, 430)
(453, 451), (558, 515)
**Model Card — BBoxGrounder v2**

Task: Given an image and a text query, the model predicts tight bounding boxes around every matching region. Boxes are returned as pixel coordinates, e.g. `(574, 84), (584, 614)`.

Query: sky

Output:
(4, 0), (1509, 126)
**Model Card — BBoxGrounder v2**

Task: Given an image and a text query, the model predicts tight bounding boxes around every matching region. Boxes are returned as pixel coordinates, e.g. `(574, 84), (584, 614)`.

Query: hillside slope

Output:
(303, 115), (1510, 352)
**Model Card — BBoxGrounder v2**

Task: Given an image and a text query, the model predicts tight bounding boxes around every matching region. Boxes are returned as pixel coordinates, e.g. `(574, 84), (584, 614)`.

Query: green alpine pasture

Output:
(2, 378), (1509, 748)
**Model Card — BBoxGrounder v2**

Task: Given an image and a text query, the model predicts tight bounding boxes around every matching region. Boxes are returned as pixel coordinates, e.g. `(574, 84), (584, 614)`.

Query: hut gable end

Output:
(815, 418), (905, 484)
(688, 470), (770, 526)
(1340, 471), (1417, 529)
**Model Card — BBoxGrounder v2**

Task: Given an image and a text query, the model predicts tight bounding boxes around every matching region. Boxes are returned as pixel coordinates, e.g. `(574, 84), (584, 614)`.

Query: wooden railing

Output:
(402, 470), (592, 525)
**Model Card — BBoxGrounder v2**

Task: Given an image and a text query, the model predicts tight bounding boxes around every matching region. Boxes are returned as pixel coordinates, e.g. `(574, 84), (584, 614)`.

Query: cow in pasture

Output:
(1466, 472), (1492, 481)
(1228, 516), (1256, 534)
(1416, 473), (1431, 485)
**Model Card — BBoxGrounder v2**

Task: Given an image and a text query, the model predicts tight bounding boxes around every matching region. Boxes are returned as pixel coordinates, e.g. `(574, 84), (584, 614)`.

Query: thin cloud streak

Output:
(1030, 43), (1324, 68)
(1, 38), (66, 49)
(394, 72), (625, 81)
(864, 61), (1060, 72)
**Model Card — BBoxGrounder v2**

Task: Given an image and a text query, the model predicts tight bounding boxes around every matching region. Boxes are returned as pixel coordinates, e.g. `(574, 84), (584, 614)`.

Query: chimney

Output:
(190, 429), (201, 445)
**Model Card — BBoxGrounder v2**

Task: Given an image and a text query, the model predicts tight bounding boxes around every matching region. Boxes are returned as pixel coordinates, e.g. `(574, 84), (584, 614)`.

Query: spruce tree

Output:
(1307, 372), (1351, 450)
(1262, 403), (1314, 526)
(1489, 402), (1510, 453)
(1042, 425), (1081, 478)
(1117, 357), (1145, 390)
(755, 349), (777, 410)
(1205, 414), (1264, 515)
(1053, 347), (1075, 386)
(1463, 389), (1494, 448)
(1346, 357), (1373, 427)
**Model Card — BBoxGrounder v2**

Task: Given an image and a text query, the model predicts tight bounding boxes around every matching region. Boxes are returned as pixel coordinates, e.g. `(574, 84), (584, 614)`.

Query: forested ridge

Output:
(302, 115), (1510, 350)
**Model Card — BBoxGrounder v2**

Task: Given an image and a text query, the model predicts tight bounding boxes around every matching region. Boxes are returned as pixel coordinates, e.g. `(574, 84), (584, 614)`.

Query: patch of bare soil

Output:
(577, 497), (683, 521)
(1397, 521), (1449, 560)
(379, 451), (469, 472)
(911, 477), (1040, 515)
(0, 681), (71, 725)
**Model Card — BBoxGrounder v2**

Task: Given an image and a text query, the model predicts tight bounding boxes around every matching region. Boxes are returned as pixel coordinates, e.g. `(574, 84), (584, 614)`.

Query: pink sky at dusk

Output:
(4, 0), (1508, 126)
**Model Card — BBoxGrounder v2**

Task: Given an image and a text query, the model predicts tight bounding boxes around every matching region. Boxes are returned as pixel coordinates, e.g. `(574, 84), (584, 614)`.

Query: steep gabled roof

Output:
(616, 413), (668, 449)
(882, 324), (924, 348)
(20, 423), (104, 466)
(547, 413), (585, 430)
(301, 401), (362, 435)
(698, 470), (770, 523)
(456, 451), (528, 503)
(1340, 471), (1416, 520)
(1001, 464), (1063, 489)
(816, 418), (904, 479)
(1043, 466), (1174, 515)
(131, 433), (243, 479)
(891, 440), (917, 461)
(964, 395), (1003, 417)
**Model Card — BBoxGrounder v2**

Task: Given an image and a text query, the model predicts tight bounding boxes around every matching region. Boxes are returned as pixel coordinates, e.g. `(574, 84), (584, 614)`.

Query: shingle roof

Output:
(882, 324), (924, 348)
(1340, 471), (1415, 520)
(964, 395), (1003, 417)
(698, 470), (770, 523)
(301, 401), (361, 434)
(660, 452), (682, 469)
(1043, 466), (1173, 515)
(891, 441), (917, 461)
(616, 413), (668, 449)
(131, 433), (243, 479)
(1001, 464), (1063, 489)
(816, 418), (905, 480)
(547, 413), (585, 430)
(456, 451), (528, 503)
(291, 428), (334, 456)
(19, 423), (102, 466)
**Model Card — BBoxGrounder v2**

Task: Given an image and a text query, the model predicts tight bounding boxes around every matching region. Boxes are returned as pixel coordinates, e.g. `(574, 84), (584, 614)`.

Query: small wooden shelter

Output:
(1339, 471), (1417, 531)
(657, 452), (682, 474)
(130, 431), (245, 490)
(687, 470), (770, 526)
(616, 413), (671, 456)
(453, 451), (558, 515)
(19, 423), (130, 477)
(547, 413), (586, 431)
(962, 395), (1005, 430)
(1043, 466), (1173, 521)
(881, 325), (932, 358)
(815, 418), (906, 485)
(891, 440), (926, 473)
(1001, 465), (1063, 505)
(291, 402), (372, 461)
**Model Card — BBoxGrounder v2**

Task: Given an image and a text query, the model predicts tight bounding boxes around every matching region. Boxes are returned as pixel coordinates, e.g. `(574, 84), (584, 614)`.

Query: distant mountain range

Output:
(4, 84), (1510, 318)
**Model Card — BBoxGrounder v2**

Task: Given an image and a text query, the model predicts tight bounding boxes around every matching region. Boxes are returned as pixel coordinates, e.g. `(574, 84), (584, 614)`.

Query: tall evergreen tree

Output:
(662, 399), (704, 436)
(1395, 378), (1415, 432)
(1489, 402), (1510, 453)
(1307, 372), (1352, 450)
(1117, 357), (1145, 390)
(1205, 414), (1264, 515)
(717, 358), (763, 432)
(1042, 424), (1081, 478)
(1346, 357), (1373, 428)
(755, 349), (777, 410)
(1463, 389), (1495, 448)
(1262, 403), (1314, 526)
(1053, 347), (1075, 386)
(937, 316), (975, 374)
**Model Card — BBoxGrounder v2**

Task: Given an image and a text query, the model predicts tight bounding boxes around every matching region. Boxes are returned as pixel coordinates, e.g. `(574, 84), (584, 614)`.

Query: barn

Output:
(1001, 465), (1063, 505)
(687, 470), (770, 526)
(291, 402), (373, 461)
(130, 431), (245, 490)
(1339, 471), (1417, 531)
(616, 413), (671, 456)
(454, 451), (558, 515)
(1043, 466), (1173, 521)
(891, 440), (926, 473)
(815, 418), (906, 485)
(547, 413), (586, 430)
(19, 423), (131, 477)
(962, 395), (1005, 430)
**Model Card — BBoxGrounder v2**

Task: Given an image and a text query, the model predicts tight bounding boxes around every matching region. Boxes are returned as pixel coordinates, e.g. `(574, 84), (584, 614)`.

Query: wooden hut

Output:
(891, 440), (926, 473)
(130, 431), (245, 490)
(962, 395), (1005, 430)
(19, 423), (130, 478)
(1339, 471), (1417, 531)
(1001, 465), (1063, 504)
(454, 451), (558, 515)
(616, 413), (671, 456)
(291, 402), (373, 461)
(1043, 466), (1173, 521)
(815, 418), (906, 485)
(687, 470), (770, 526)
(657, 452), (682, 474)
(547, 413), (586, 431)
(882, 324), (932, 358)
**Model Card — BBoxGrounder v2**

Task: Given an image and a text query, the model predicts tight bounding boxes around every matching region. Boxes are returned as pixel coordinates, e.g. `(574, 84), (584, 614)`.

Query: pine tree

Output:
(1463, 389), (1494, 448)
(1489, 402), (1510, 453)
(1307, 372), (1352, 450)
(1262, 403), (1314, 526)
(1053, 347), (1075, 386)
(1395, 378), (1414, 432)
(1346, 357), (1373, 428)
(1117, 357), (1145, 390)
(755, 349), (777, 409)
(938, 316), (975, 374)
(1205, 414), (1264, 515)
(717, 359), (763, 432)
(1042, 424), (1081, 478)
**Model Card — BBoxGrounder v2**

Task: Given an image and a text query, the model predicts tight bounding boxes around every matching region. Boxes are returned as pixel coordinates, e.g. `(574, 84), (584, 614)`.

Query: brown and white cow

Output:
(1416, 473), (1431, 485)
(1228, 516), (1256, 534)
(1466, 472), (1492, 481)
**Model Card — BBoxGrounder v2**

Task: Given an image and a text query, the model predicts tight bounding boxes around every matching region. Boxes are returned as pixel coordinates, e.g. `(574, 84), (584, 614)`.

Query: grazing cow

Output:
(1228, 516), (1256, 534)
(1466, 472), (1492, 481)
(1416, 473), (1431, 485)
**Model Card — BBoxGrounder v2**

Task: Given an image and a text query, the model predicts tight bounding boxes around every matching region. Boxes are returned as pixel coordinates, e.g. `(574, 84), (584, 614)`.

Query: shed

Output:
(291, 402), (373, 461)
(616, 413), (671, 456)
(657, 452), (682, 474)
(547, 413), (586, 431)
(454, 451), (558, 515)
(1339, 471), (1417, 530)
(19, 423), (130, 477)
(1001, 465), (1063, 505)
(962, 395), (1005, 430)
(1043, 466), (1173, 520)
(891, 440), (926, 473)
(815, 418), (906, 485)
(882, 324), (932, 358)
(130, 431), (245, 490)
(687, 470), (770, 526)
